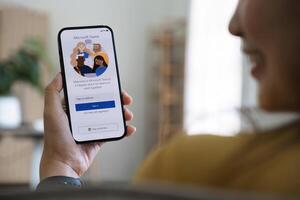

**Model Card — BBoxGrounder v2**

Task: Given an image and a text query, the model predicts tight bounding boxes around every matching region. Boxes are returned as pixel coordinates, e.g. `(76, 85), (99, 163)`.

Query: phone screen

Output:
(58, 26), (126, 142)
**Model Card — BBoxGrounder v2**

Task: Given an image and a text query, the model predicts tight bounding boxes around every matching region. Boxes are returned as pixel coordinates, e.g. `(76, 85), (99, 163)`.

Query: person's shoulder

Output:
(133, 133), (245, 184)
(167, 133), (242, 151)
(140, 132), (243, 162)
(82, 65), (93, 71)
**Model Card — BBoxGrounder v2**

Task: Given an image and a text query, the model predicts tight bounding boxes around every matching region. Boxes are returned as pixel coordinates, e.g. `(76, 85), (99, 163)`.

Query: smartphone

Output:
(58, 25), (126, 143)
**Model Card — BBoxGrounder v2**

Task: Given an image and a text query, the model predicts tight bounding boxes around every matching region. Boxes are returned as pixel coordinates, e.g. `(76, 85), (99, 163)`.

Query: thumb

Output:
(44, 73), (63, 113)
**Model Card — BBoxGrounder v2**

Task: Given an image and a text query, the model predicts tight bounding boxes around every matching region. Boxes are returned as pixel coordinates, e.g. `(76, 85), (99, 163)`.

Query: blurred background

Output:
(0, 0), (298, 191)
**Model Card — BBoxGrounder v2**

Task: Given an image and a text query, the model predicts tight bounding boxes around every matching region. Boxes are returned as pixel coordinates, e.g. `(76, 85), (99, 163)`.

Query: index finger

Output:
(122, 90), (133, 105)
(44, 73), (63, 113)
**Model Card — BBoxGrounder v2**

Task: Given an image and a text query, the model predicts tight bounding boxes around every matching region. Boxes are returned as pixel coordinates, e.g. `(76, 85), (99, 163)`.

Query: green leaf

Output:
(0, 37), (50, 95)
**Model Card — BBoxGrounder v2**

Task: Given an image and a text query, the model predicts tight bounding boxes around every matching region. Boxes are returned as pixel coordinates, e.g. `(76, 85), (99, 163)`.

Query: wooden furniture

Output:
(0, 5), (49, 123)
(0, 125), (43, 186)
(153, 21), (186, 144)
(0, 5), (48, 185)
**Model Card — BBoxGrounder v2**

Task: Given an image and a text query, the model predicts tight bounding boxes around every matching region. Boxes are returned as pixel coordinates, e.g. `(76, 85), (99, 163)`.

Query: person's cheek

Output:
(258, 76), (284, 111)
(242, 0), (272, 45)
(259, 51), (293, 111)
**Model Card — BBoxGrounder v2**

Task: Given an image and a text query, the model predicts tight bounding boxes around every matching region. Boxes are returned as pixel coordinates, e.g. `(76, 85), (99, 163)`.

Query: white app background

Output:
(60, 27), (125, 141)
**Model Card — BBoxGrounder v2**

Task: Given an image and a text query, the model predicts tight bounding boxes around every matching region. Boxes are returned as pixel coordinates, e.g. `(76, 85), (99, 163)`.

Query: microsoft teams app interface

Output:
(59, 27), (125, 142)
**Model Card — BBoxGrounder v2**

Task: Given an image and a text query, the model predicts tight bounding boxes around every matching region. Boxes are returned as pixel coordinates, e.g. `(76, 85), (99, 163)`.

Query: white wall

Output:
(0, 0), (190, 182)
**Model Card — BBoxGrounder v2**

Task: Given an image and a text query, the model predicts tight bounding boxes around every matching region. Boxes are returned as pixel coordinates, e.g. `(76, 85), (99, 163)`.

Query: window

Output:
(184, 0), (242, 136)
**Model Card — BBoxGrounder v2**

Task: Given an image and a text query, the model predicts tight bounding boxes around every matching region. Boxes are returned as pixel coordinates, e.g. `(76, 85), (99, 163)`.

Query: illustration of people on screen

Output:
(90, 43), (109, 65)
(70, 41), (109, 77)
(92, 55), (108, 76)
(70, 42), (90, 67)
(74, 55), (93, 76)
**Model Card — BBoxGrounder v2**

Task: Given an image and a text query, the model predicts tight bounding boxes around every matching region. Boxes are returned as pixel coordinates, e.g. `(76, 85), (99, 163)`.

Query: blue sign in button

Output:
(75, 100), (115, 111)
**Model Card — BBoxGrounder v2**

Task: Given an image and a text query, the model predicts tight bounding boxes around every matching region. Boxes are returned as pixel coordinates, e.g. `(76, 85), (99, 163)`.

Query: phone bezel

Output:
(57, 25), (127, 143)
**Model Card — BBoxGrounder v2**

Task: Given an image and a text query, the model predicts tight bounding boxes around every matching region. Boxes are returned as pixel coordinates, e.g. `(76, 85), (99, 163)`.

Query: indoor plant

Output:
(0, 38), (48, 129)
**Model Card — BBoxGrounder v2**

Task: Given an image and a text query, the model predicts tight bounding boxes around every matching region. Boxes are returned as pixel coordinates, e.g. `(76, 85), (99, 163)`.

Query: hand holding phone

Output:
(58, 25), (127, 142)
(40, 73), (136, 179)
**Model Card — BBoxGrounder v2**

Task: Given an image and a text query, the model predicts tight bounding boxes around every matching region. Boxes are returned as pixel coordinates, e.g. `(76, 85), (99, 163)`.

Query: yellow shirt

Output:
(134, 122), (300, 197)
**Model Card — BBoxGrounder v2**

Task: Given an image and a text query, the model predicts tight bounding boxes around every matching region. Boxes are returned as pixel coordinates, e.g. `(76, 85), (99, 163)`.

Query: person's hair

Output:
(76, 55), (85, 61)
(93, 55), (108, 67)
